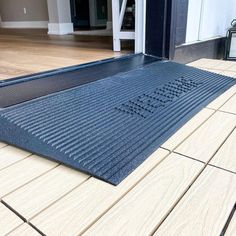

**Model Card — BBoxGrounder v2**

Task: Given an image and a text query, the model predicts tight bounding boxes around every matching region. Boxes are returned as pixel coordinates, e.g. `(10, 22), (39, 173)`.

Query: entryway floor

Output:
(0, 28), (131, 80)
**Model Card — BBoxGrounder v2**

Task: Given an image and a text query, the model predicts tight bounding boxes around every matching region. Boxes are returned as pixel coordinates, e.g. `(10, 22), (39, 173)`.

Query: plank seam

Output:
(40, 148), (171, 236)
(0, 153), (33, 172)
(151, 124), (236, 235)
(218, 110), (236, 116)
(28, 222), (46, 236)
(1, 163), (60, 199)
(172, 151), (206, 164)
(161, 109), (217, 152)
(220, 203), (236, 236)
(1, 199), (26, 223)
(27, 176), (91, 221)
(208, 164), (236, 175)
(0, 143), (8, 150)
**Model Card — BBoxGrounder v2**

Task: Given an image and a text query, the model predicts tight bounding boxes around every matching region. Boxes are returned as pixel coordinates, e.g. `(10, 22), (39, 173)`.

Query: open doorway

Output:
(71, 0), (135, 51)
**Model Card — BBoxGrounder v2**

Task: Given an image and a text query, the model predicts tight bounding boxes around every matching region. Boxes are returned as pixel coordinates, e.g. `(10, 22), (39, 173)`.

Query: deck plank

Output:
(0, 142), (7, 149)
(221, 71), (236, 78)
(210, 130), (236, 173)
(225, 211), (236, 236)
(0, 155), (58, 198)
(220, 94), (236, 114)
(176, 111), (236, 162)
(0, 203), (23, 235)
(30, 149), (169, 236)
(3, 165), (89, 220)
(162, 108), (214, 151)
(0, 146), (31, 171)
(154, 166), (236, 236)
(207, 85), (236, 110)
(83, 153), (203, 236)
(7, 223), (41, 236)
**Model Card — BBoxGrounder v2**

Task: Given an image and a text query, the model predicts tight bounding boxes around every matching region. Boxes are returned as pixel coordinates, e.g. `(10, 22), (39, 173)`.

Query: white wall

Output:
(186, 0), (236, 43)
(0, 0), (48, 28)
(0, 0), (48, 22)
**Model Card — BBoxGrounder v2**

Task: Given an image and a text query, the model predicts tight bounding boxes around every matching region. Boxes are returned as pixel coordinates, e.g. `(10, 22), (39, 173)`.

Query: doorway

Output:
(70, 0), (90, 29)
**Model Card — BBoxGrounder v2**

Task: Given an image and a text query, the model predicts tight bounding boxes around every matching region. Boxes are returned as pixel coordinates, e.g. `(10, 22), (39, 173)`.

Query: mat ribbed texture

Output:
(0, 61), (235, 185)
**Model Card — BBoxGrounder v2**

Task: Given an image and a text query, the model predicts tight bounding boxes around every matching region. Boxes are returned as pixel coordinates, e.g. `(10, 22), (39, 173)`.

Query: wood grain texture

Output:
(225, 211), (236, 236)
(210, 130), (236, 173)
(0, 146), (31, 171)
(3, 165), (89, 220)
(83, 153), (203, 236)
(154, 166), (236, 236)
(228, 64), (236, 72)
(0, 155), (58, 198)
(7, 223), (41, 236)
(176, 111), (236, 162)
(220, 94), (236, 114)
(0, 28), (127, 80)
(30, 149), (169, 236)
(207, 85), (236, 110)
(188, 59), (235, 71)
(0, 203), (23, 235)
(220, 71), (236, 78)
(188, 59), (223, 69)
(162, 109), (214, 151)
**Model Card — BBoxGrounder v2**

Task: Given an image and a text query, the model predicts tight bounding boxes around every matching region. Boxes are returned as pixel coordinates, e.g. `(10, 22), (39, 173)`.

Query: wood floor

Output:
(0, 30), (236, 235)
(0, 29), (130, 80)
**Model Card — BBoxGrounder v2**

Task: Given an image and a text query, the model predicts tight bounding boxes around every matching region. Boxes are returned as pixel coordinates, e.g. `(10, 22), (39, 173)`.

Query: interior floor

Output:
(0, 28), (133, 80)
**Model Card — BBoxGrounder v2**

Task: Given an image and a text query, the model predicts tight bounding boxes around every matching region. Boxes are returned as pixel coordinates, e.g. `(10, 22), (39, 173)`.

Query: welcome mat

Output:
(0, 60), (235, 185)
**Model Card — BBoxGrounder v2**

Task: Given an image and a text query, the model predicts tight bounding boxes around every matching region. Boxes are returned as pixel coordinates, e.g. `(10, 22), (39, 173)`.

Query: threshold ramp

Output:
(0, 56), (235, 185)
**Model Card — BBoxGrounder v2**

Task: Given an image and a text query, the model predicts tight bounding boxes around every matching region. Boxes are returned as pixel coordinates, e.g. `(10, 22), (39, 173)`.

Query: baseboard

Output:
(0, 21), (48, 29)
(106, 21), (112, 30)
(48, 23), (74, 35)
(173, 37), (226, 64)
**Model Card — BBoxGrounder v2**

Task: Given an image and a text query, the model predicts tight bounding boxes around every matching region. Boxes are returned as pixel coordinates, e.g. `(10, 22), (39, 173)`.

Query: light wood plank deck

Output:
(0, 31), (235, 236)
(154, 166), (236, 236)
(3, 165), (89, 220)
(0, 203), (23, 235)
(210, 130), (236, 173)
(220, 94), (236, 115)
(83, 153), (204, 236)
(175, 111), (235, 162)
(7, 223), (41, 236)
(30, 149), (169, 235)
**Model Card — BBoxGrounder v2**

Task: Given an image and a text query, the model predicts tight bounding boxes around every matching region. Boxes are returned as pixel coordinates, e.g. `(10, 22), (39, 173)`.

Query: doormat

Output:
(0, 60), (235, 185)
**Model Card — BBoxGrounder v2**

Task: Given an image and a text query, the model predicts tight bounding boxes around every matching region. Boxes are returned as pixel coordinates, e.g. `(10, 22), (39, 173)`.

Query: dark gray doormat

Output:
(0, 59), (235, 185)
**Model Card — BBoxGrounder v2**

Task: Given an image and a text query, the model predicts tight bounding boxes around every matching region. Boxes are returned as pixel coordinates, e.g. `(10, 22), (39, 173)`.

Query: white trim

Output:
(135, 0), (145, 53)
(48, 23), (73, 35)
(119, 31), (135, 39)
(181, 36), (223, 46)
(119, 0), (128, 30)
(142, 0), (146, 53)
(197, 0), (205, 41)
(112, 0), (121, 51)
(112, 0), (146, 52)
(0, 21), (48, 29)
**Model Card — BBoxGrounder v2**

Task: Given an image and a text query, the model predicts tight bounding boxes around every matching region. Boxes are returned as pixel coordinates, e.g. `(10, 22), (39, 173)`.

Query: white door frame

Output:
(112, 0), (146, 53)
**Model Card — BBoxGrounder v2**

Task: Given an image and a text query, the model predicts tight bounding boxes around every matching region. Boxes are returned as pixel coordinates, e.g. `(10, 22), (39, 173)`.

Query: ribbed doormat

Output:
(0, 60), (235, 185)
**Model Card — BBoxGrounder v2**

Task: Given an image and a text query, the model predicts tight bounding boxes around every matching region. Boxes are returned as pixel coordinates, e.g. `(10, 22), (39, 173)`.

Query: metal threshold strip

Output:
(0, 54), (159, 108)
(0, 54), (235, 185)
